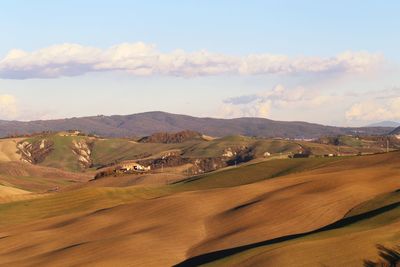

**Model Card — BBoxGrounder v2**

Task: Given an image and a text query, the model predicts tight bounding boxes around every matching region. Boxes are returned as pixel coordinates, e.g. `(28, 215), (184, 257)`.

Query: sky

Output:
(1, 0), (400, 126)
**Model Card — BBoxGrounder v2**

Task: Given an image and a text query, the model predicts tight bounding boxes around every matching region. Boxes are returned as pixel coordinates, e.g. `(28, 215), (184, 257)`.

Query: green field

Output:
(173, 156), (343, 191)
(16, 133), (389, 174)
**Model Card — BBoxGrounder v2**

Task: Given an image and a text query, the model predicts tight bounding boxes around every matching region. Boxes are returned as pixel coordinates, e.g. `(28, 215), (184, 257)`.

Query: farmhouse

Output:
(119, 162), (150, 172)
(58, 130), (82, 137)
(95, 161), (151, 179)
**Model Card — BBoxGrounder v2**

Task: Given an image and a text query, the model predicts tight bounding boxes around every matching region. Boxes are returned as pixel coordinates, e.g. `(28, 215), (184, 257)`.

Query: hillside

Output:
(0, 111), (394, 139)
(0, 138), (22, 161)
(0, 131), (398, 266)
(0, 161), (90, 193)
(0, 152), (399, 266)
(138, 130), (203, 143)
(0, 132), (392, 175)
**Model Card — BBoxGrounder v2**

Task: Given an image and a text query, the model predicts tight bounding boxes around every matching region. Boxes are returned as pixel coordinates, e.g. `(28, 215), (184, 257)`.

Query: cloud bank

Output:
(346, 98), (400, 122)
(0, 94), (18, 119)
(0, 42), (383, 79)
(221, 84), (334, 118)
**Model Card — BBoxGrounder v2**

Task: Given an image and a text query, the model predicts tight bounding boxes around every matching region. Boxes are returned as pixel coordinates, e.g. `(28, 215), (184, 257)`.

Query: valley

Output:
(0, 130), (399, 266)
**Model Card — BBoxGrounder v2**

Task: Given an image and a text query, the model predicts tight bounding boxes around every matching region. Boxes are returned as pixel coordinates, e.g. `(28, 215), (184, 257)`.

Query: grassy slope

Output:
(0, 175), (74, 191)
(180, 135), (256, 158)
(203, 191), (400, 267)
(92, 135), (361, 166)
(180, 136), (346, 158)
(0, 138), (23, 161)
(0, 185), (33, 204)
(0, 151), (399, 266)
(0, 161), (90, 193)
(41, 136), (87, 172)
(0, 186), (172, 226)
(173, 156), (343, 191)
(16, 134), (381, 173)
(0, 185), (29, 196)
(23, 135), (90, 172)
(92, 136), (263, 164)
(91, 138), (191, 166)
(0, 152), (394, 227)
(0, 155), (342, 227)
(346, 189), (400, 217)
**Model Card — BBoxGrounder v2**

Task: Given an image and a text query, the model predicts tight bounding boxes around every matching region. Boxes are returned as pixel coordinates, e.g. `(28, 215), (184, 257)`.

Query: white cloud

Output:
(220, 100), (272, 118)
(0, 94), (59, 121)
(0, 42), (384, 79)
(345, 98), (400, 122)
(220, 84), (335, 118)
(0, 94), (18, 119)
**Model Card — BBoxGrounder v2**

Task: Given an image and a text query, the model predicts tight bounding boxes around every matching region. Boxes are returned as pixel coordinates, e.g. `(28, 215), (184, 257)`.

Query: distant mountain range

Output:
(0, 111), (395, 139)
(366, 121), (400, 127)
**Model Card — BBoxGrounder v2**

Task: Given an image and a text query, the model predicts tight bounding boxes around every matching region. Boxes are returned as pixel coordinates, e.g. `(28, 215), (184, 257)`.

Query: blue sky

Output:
(0, 0), (399, 125)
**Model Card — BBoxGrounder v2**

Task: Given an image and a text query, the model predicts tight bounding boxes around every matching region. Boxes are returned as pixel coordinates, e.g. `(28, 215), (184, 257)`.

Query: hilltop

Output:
(0, 111), (394, 139)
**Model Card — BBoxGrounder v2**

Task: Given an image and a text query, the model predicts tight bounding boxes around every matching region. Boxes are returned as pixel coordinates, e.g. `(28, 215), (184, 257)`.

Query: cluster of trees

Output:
(2, 131), (54, 139)
(2, 129), (100, 139)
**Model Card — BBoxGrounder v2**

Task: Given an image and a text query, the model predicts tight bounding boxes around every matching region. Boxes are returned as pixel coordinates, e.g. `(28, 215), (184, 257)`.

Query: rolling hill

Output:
(1, 132), (392, 175)
(0, 138), (23, 161)
(0, 130), (399, 266)
(0, 152), (399, 266)
(0, 111), (394, 139)
(0, 161), (91, 193)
